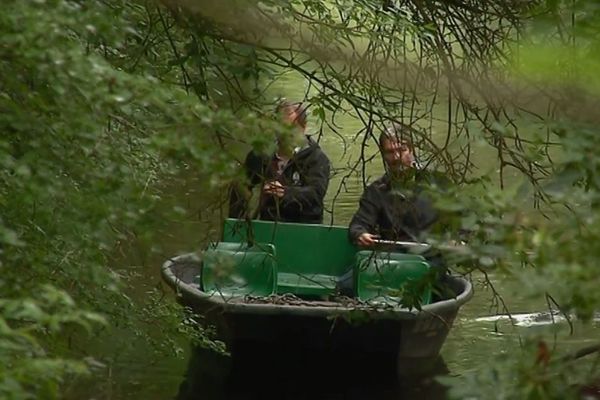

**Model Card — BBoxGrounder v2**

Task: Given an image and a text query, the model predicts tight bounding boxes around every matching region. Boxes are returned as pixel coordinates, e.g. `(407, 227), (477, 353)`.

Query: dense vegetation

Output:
(2, 0), (599, 398)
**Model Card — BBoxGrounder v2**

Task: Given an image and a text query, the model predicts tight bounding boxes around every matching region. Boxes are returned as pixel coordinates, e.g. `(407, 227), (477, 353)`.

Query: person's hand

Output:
(263, 180), (285, 198)
(357, 233), (379, 247)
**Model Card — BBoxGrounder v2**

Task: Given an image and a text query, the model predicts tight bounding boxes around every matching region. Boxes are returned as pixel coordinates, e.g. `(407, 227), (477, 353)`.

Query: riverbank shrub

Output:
(3, 0), (600, 398)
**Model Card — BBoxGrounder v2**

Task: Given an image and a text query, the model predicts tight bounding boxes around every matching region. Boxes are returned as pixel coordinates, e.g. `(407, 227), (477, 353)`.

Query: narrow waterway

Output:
(65, 72), (599, 400)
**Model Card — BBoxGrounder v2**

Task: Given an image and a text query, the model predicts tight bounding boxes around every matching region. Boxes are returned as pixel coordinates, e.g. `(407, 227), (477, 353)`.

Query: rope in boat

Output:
(243, 293), (395, 310)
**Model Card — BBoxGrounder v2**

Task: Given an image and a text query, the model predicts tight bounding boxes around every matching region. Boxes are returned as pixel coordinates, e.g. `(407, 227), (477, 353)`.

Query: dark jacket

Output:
(228, 137), (331, 224)
(348, 170), (448, 243)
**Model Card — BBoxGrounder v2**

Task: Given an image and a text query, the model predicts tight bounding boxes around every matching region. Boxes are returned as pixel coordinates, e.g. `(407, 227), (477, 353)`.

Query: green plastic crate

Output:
(201, 242), (277, 298)
(355, 250), (432, 305)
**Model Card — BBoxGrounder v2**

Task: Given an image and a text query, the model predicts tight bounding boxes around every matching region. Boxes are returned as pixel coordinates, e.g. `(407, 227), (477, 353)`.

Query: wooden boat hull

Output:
(162, 253), (473, 376)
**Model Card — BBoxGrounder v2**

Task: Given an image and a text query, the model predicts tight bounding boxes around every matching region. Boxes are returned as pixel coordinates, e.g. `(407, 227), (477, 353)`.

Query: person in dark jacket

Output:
(228, 100), (331, 224)
(338, 122), (450, 297)
(348, 122), (448, 246)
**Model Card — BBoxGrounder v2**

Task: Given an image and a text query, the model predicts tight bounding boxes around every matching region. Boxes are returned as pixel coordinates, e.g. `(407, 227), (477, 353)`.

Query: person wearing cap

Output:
(348, 122), (448, 246)
(228, 100), (331, 224)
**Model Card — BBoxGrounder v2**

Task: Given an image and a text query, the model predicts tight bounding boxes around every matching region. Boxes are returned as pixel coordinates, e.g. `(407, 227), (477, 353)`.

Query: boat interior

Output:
(199, 218), (435, 305)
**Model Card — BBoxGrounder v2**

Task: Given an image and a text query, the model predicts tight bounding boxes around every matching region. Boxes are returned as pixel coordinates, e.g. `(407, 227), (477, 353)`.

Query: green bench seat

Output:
(222, 218), (355, 297)
(203, 218), (433, 305)
(276, 272), (337, 296)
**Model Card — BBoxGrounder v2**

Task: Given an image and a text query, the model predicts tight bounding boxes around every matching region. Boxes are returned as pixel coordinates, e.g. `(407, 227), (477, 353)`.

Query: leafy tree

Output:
(165, 0), (600, 397)
(3, 0), (600, 398)
(0, 0), (277, 397)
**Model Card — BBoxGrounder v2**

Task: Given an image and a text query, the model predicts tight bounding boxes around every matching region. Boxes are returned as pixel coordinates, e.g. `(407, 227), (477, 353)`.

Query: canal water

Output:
(65, 71), (599, 399)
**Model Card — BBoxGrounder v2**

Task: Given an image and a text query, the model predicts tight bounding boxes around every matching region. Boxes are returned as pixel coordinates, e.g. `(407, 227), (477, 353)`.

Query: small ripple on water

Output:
(473, 311), (600, 327)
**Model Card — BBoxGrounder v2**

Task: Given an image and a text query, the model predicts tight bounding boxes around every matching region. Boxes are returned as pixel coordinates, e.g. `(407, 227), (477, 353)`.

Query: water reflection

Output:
(175, 344), (450, 400)
(474, 311), (600, 327)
